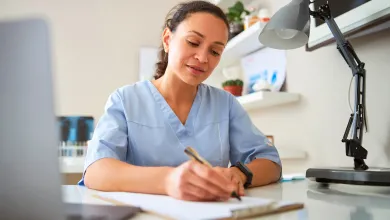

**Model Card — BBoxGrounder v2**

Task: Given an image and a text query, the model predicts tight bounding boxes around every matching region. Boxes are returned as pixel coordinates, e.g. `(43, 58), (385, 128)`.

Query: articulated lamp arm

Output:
(310, 3), (369, 170)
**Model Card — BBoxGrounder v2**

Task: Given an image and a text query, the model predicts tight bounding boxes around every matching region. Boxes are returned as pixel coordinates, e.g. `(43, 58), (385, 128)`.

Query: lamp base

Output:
(306, 167), (390, 186)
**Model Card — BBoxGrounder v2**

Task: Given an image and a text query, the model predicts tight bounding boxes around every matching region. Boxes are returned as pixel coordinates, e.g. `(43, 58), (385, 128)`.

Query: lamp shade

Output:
(258, 0), (311, 49)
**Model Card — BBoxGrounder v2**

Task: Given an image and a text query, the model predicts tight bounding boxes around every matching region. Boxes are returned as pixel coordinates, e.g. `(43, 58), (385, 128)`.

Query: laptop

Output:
(0, 18), (140, 220)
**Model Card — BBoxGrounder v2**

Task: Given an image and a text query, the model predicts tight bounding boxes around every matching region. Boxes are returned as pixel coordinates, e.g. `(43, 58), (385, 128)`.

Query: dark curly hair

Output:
(154, 0), (229, 80)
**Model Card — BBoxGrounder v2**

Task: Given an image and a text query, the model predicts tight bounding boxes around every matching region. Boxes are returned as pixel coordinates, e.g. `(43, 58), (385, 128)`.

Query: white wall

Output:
(238, 0), (390, 172)
(2, 0), (389, 173)
(0, 0), (182, 120)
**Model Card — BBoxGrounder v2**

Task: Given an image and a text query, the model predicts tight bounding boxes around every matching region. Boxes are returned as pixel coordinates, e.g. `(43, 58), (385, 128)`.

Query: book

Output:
(93, 191), (304, 220)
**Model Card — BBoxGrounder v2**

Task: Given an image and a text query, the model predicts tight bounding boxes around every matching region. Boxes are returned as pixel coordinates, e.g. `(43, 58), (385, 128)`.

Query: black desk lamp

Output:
(258, 0), (390, 186)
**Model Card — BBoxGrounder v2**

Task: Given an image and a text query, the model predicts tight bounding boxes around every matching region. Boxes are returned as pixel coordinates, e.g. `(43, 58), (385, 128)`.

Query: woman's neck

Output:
(153, 72), (198, 105)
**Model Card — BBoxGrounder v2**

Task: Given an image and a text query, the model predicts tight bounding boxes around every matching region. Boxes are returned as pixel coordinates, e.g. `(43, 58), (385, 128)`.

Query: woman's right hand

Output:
(164, 161), (236, 201)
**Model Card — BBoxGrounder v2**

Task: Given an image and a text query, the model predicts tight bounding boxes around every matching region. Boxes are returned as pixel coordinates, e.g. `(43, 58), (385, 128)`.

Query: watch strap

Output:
(231, 162), (253, 188)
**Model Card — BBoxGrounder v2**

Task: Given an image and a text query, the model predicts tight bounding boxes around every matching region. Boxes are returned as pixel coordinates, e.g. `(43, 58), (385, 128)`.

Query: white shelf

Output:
(219, 21), (265, 68)
(59, 157), (85, 174)
(237, 91), (300, 110)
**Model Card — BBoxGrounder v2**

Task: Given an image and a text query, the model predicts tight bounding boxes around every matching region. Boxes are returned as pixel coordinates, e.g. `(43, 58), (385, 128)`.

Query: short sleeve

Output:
(78, 90), (128, 185)
(228, 94), (282, 168)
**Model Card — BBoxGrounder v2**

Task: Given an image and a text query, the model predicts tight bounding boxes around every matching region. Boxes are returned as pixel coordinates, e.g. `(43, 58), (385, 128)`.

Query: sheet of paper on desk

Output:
(96, 191), (300, 220)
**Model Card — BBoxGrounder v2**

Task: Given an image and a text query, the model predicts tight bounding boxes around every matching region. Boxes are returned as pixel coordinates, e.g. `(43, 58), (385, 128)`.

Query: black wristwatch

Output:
(231, 161), (253, 188)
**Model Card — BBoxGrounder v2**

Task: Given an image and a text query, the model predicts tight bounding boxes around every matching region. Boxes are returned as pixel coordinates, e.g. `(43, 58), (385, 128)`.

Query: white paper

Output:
(96, 191), (276, 220)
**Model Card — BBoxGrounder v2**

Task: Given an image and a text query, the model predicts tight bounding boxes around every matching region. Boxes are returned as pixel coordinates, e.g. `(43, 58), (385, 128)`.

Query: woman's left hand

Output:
(213, 167), (245, 196)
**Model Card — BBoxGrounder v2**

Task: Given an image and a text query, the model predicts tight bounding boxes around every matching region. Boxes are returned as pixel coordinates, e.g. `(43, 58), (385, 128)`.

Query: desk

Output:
(62, 180), (390, 220)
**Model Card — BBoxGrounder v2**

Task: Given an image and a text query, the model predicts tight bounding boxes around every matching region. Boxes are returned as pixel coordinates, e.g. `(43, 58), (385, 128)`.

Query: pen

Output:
(184, 147), (242, 201)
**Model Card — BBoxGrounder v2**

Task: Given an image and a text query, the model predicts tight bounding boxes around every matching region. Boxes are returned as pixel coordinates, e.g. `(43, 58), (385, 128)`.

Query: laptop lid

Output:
(0, 18), (65, 220)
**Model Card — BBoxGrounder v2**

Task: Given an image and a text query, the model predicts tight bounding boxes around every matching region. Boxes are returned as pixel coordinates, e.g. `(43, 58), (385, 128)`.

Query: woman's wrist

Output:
(230, 167), (247, 185)
(162, 167), (175, 195)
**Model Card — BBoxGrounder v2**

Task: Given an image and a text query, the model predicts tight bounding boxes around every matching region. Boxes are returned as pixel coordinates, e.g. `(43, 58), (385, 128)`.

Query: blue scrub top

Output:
(78, 80), (281, 185)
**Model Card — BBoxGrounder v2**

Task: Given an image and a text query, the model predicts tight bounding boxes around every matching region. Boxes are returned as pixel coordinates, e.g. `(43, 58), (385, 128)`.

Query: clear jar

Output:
(244, 15), (260, 30)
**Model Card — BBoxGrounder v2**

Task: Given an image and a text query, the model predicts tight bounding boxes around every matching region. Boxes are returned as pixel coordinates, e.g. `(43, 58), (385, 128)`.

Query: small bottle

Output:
(244, 15), (251, 30)
(258, 8), (270, 23)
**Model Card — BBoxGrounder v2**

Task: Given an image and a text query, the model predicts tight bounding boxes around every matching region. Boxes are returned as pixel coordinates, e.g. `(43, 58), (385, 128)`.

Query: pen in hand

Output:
(184, 147), (242, 201)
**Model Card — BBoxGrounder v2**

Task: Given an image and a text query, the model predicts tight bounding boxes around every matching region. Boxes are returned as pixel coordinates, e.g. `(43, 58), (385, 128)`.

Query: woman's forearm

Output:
(84, 158), (174, 194)
(248, 158), (281, 186)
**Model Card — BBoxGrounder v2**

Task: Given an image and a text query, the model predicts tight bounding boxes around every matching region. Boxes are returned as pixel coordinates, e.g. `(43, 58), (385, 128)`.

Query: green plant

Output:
(225, 1), (250, 23)
(222, 79), (243, 87)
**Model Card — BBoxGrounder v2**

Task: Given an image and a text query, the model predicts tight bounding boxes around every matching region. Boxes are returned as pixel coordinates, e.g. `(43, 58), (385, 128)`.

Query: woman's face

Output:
(163, 12), (229, 86)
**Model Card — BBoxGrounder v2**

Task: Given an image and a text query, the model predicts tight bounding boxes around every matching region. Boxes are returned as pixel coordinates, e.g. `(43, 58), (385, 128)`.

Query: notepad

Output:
(94, 191), (304, 220)
(281, 173), (306, 182)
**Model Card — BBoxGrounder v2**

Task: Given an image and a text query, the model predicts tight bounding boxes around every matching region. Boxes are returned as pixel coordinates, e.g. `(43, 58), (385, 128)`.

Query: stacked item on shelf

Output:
(57, 116), (94, 157)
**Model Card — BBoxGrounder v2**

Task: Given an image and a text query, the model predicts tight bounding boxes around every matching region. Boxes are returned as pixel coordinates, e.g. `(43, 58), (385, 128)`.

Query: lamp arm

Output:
(310, 3), (369, 170)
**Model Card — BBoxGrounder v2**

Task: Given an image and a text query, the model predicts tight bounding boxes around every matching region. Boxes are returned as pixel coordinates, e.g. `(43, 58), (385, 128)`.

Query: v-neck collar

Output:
(146, 80), (202, 135)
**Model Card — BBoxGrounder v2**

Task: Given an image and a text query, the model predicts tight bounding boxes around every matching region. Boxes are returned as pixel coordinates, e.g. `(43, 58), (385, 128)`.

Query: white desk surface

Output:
(62, 180), (390, 220)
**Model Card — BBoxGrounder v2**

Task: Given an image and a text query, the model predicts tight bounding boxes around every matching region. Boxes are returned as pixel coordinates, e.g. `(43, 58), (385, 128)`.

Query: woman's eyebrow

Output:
(188, 30), (225, 46)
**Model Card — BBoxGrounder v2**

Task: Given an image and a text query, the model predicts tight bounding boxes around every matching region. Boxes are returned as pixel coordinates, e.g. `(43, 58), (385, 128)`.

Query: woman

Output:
(80, 0), (281, 202)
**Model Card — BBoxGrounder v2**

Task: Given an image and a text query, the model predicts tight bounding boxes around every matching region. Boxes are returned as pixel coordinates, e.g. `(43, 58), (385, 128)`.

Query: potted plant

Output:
(225, 1), (250, 40)
(222, 79), (244, 96)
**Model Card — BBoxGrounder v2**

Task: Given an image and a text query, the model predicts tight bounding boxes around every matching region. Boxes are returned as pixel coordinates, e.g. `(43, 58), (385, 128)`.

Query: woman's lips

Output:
(186, 65), (205, 75)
